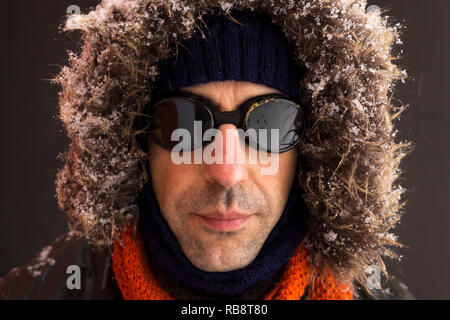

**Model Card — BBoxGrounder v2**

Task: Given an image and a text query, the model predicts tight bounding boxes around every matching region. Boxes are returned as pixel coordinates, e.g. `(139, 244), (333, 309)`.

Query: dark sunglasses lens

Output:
(246, 99), (304, 153)
(151, 97), (212, 149)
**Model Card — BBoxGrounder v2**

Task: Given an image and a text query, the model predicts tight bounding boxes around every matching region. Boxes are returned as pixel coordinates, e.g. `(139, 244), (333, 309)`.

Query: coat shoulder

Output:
(0, 233), (122, 300)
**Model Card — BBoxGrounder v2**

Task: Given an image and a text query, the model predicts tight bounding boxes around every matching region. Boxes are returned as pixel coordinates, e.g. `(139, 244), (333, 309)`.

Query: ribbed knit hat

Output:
(152, 9), (303, 103)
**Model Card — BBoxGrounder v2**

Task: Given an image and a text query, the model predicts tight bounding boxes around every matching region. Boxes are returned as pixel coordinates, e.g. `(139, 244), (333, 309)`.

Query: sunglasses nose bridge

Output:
(213, 111), (243, 128)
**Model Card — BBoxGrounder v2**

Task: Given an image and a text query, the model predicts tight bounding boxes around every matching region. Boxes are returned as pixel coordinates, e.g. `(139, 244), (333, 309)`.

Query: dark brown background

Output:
(0, 0), (449, 299)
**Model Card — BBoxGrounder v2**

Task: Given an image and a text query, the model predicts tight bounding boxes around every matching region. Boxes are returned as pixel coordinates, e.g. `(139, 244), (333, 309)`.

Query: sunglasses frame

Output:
(148, 90), (305, 153)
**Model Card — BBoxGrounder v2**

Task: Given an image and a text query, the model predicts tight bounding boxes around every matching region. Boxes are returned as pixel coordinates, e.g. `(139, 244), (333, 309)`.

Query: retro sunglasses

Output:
(145, 90), (305, 153)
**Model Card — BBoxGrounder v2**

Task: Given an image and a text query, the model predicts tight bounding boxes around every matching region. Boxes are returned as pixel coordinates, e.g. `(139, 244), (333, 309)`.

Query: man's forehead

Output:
(179, 81), (283, 111)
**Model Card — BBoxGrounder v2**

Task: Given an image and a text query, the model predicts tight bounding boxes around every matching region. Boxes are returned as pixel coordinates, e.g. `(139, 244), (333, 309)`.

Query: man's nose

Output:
(204, 124), (248, 188)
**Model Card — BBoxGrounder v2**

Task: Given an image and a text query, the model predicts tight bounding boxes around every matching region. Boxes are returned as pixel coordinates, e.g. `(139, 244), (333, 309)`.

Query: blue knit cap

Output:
(152, 10), (303, 103)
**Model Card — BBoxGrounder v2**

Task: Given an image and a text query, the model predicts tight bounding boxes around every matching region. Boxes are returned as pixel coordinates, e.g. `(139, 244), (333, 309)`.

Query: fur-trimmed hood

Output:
(54, 0), (410, 290)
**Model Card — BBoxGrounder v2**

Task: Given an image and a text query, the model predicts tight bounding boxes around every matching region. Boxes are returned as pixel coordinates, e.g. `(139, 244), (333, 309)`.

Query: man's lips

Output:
(194, 212), (253, 232)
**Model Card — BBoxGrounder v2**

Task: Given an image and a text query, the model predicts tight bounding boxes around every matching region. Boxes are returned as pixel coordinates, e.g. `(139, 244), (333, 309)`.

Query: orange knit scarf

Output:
(112, 227), (353, 300)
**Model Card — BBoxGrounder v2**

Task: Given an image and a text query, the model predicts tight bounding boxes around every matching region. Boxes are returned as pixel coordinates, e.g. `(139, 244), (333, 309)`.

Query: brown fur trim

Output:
(53, 0), (410, 289)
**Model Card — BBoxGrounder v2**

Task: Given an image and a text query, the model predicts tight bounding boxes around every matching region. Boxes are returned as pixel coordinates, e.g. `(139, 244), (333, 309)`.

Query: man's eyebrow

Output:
(179, 90), (281, 110)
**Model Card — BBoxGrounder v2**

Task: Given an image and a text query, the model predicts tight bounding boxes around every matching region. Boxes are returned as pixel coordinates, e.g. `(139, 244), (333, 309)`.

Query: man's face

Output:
(148, 80), (298, 272)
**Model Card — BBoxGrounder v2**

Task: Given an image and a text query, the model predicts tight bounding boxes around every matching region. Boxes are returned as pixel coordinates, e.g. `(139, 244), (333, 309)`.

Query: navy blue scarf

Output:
(137, 180), (307, 296)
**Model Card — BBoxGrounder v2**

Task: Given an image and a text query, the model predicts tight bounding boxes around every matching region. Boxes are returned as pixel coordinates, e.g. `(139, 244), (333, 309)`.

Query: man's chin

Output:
(189, 256), (251, 272)
(181, 240), (259, 272)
